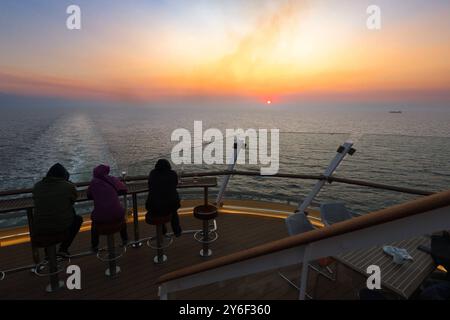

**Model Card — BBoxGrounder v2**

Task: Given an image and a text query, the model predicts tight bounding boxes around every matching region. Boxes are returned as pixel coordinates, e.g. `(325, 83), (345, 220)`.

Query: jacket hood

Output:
(46, 163), (70, 181)
(155, 159), (171, 171)
(93, 164), (110, 178)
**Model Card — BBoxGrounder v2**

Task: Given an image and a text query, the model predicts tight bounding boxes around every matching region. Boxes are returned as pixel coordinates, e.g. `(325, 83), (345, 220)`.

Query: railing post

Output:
(131, 192), (142, 248)
(159, 285), (168, 300)
(26, 208), (40, 264)
(299, 245), (312, 300)
(215, 138), (243, 207)
(123, 195), (128, 217)
(122, 171), (128, 214)
(296, 141), (355, 216)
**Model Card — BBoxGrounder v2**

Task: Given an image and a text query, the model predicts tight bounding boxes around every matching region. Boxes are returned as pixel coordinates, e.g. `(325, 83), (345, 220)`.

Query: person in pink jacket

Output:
(87, 164), (128, 251)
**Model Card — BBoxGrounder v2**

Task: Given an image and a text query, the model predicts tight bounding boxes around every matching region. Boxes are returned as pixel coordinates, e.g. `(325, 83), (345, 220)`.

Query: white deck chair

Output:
(320, 202), (354, 227)
(280, 213), (334, 299)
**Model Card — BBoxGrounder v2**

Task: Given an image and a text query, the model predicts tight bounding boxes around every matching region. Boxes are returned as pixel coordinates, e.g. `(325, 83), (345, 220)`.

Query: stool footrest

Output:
(96, 246), (126, 262)
(34, 257), (70, 277)
(194, 230), (219, 244)
(146, 235), (173, 249)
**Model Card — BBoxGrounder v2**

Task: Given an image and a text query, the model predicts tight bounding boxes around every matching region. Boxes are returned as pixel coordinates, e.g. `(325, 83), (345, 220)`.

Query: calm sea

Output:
(1, 103), (449, 228)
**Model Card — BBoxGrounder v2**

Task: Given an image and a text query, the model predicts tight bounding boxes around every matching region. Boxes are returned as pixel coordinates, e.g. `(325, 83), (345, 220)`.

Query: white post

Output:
(296, 141), (355, 214)
(215, 137), (244, 207)
(299, 245), (312, 300)
(121, 171), (128, 214)
(158, 285), (168, 300)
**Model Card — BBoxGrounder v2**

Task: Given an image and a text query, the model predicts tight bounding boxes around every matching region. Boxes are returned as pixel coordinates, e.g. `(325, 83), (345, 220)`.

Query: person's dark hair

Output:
(46, 163), (70, 181)
(155, 159), (171, 171)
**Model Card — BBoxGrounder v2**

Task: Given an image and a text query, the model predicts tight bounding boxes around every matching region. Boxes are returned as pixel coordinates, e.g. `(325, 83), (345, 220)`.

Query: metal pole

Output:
(157, 226), (163, 262)
(296, 141), (355, 215)
(159, 285), (168, 300)
(131, 193), (142, 248)
(123, 194), (128, 217)
(299, 246), (312, 300)
(122, 171), (128, 217)
(106, 234), (118, 277)
(204, 187), (208, 206)
(200, 220), (211, 257)
(48, 245), (59, 291)
(26, 208), (40, 264)
(154, 225), (167, 264)
(215, 138), (243, 207)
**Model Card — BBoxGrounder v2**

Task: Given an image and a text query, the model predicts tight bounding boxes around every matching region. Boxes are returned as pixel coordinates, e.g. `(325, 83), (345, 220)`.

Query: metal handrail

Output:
(0, 169), (438, 276)
(0, 170), (434, 205)
(0, 177), (218, 275)
(156, 188), (450, 299)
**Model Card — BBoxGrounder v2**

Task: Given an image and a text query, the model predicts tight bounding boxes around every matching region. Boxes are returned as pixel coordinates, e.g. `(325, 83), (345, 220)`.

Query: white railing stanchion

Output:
(295, 141), (355, 216)
(157, 195), (450, 299)
(158, 285), (168, 300)
(215, 138), (244, 207)
(299, 245), (312, 300)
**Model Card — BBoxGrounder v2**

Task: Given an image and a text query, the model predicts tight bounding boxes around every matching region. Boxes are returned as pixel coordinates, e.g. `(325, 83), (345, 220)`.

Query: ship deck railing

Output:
(157, 188), (450, 299)
(0, 170), (444, 298)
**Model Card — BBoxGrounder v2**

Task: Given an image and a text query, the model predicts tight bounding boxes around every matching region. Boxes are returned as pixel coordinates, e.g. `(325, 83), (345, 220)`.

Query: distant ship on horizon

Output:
(389, 110), (403, 114)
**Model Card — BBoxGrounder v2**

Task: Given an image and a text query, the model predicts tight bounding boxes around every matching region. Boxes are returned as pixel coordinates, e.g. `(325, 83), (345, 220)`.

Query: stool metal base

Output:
(96, 246), (126, 262)
(194, 230), (218, 244)
(200, 249), (212, 257)
(33, 257), (70, 277)
(147, 235), (173, 249)
(105, 266), (121, 277)
(45, 280), (64, 293)
(153, 254), (168, 264)
(131, 241), (143, 248)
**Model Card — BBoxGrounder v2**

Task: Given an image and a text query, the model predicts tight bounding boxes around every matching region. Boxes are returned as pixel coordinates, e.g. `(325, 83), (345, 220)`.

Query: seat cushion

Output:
(32, 232), (67, 248)
(95, 220), (125, 235)
(320, 202), (353, 226)
(145, 212), (172, 225)
(193, 205), (218, 220)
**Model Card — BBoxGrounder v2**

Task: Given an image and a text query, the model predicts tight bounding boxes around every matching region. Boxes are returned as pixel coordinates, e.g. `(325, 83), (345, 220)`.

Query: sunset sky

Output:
(0, 0), (450, 104)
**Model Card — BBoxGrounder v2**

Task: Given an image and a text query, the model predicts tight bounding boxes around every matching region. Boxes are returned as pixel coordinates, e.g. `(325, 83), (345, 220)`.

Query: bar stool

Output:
(32, 232), (68, 292)
(95, 221), (126, 277)
(193, 204), (218, 257)
(146, 214), (174, 264)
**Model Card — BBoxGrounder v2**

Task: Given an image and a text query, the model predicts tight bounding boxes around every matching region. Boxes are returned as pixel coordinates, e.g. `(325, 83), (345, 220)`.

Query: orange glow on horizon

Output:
(1, 2), (450, 102)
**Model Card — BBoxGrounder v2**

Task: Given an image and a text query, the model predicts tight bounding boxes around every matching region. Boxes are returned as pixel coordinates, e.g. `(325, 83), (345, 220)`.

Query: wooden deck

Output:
(0, 212), (367, 299)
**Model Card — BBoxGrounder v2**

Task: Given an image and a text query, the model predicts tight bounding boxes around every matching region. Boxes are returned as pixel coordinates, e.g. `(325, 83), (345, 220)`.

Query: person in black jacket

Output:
(145, 159), (182, 237)
(32, 163), (83, 256)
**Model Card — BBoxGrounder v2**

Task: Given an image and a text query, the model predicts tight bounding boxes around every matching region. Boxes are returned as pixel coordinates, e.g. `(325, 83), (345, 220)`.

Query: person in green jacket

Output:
(32, 163), (83, 256)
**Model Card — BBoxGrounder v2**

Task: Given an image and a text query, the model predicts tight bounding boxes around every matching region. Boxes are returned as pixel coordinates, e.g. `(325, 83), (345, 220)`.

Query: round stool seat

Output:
(193, 205), (218, 220)
(146, 213), (172, 225)
(95, 220), (125, 235)
(32, 232), (67, 248)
